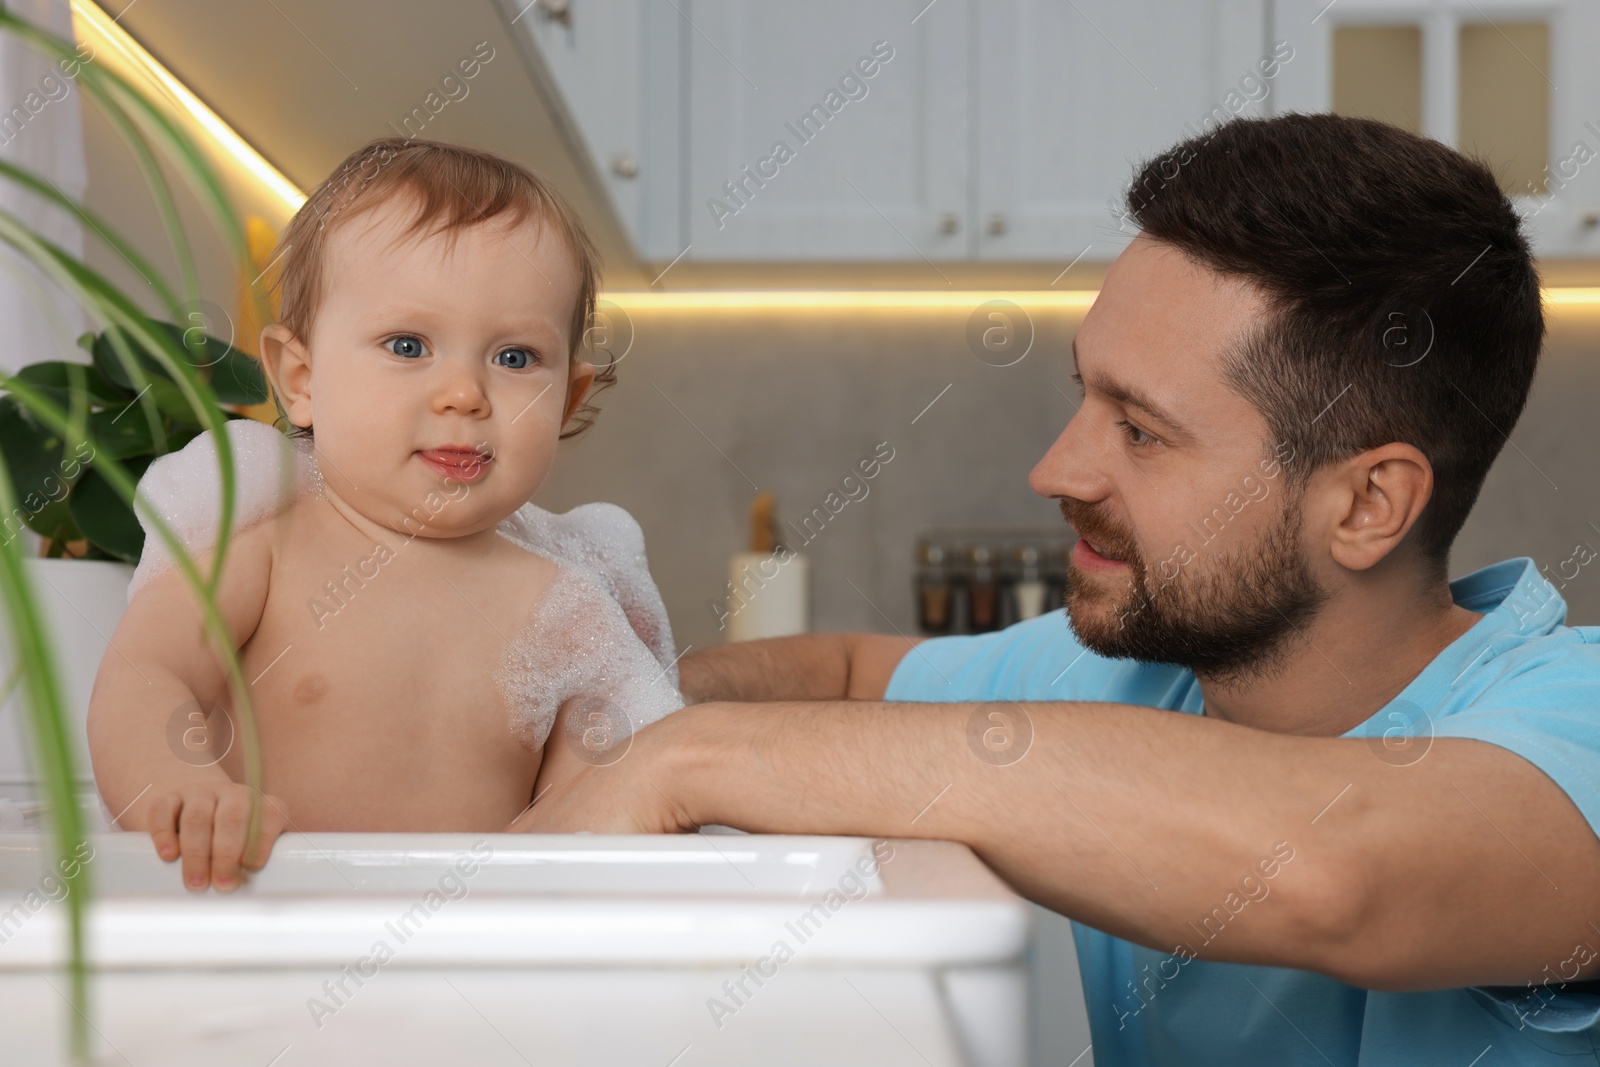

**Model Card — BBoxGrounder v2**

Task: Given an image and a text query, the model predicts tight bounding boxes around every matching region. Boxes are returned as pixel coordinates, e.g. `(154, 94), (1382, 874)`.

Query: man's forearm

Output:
(676, 635), (853, 702)
(677, 633), (915, 703)
(656, 699), (1600, 990)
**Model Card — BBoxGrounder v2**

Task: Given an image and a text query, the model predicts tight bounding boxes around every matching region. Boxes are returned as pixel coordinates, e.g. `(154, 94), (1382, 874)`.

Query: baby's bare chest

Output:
(236, 531), (556, 749)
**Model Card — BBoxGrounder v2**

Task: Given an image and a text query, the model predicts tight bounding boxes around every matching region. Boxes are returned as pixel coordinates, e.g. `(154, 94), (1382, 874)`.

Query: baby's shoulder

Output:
(494, 499), (677, 682)
(497, 500), (645, 566)
(523, 560), (626, 625)
(126, 419), (315, 603)
(489, 534), (566, 602)
(563, 501), (646, 554)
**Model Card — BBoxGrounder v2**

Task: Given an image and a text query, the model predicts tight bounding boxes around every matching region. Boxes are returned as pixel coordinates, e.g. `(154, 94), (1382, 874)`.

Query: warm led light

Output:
(601, 288), (1600, 311)
(1548, 288), (1600, 306)
(69, 0), (305, 213)
(599, 290), (1102, 311)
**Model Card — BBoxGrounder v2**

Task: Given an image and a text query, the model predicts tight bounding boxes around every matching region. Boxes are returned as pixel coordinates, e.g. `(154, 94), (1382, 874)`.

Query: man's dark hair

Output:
(1124, 112), (1545, 574)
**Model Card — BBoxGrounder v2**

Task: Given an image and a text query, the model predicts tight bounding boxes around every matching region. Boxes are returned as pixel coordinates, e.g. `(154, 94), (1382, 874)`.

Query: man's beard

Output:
(1058, 490), (1329, 685)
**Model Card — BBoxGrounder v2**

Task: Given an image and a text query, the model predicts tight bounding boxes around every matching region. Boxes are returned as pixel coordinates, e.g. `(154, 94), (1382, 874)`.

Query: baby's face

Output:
(280, 195), (594, 539)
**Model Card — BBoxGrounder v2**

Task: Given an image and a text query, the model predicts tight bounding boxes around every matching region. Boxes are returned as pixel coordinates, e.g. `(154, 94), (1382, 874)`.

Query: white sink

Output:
(0, 562), (1040, 1063)
(7, 831), (877, 895)
(0, 831), (1032, 1066)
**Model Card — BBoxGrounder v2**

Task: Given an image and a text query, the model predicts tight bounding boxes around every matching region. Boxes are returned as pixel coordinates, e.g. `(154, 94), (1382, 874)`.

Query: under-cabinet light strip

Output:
(71, 0), (305, 213)
(600, 288), (1600, 310)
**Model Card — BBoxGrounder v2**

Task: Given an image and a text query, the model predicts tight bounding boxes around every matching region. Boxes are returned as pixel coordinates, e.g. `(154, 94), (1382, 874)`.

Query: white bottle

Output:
(1012, 544), (1048, 621)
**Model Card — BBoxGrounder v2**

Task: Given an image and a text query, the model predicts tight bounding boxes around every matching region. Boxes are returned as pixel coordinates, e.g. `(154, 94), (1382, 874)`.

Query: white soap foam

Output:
(125, 419), (321, 603)
(497, 501), (681, 689)
(493, 566), (684, 752)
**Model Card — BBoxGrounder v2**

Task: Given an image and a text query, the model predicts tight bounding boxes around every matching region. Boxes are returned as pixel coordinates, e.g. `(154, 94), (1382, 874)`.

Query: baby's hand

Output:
(145, 783), (290, 893)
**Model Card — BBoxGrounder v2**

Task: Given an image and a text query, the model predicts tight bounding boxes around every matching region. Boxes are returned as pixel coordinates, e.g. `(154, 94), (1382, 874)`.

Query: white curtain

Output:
(0, 0), (89, 556)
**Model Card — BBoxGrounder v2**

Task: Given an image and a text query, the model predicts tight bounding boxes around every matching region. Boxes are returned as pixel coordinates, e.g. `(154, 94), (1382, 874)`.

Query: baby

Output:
(86, 137), (684, 892)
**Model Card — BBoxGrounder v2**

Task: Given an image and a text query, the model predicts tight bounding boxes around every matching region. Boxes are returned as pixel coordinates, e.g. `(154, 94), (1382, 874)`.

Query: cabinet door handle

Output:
(986, 212), (1008, 236)
(939, 212), (960, 235)
(537, 0), (572, 26)
(612, 153), (639, 179)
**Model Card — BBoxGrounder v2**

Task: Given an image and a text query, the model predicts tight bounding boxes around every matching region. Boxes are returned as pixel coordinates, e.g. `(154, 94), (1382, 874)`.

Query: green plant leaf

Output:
(148, 378), (199, 425)
(208, 346), (268, 405)
(0, 14), (276, 1056)
(84, 406), (155, 458)
(0, 394), (77, 533)
(4, 360), (126, 405)
(68, 456), (153, 563)
(89, 323), (165, 390)
(164, 424), (203, 452)
(167, 320), (231, 367)
(91, 321), (267, 406)
(163, 321), (267, 404)
(25, 498), (77, 544)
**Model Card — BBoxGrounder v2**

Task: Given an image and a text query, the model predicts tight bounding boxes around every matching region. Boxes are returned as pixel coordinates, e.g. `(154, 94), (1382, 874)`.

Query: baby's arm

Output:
(86, 517), (289, 892)
(515, 695), (632, 831)
(518, 689), (684, 832)
(525, 698), (591, 814)
(497, 565), (687, 832)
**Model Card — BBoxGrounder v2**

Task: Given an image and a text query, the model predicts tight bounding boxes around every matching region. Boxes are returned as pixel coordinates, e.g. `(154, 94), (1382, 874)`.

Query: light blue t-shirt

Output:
(885, 557), (1600, 1065)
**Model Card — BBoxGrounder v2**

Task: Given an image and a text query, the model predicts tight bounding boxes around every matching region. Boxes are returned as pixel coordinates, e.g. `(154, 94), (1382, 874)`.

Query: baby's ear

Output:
(561, 357), (597, 427)
(259, 324), (314, 429)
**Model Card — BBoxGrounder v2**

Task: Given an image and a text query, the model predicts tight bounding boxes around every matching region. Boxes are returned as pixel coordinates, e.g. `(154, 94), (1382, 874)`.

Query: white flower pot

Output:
(0, 556), (133, 827)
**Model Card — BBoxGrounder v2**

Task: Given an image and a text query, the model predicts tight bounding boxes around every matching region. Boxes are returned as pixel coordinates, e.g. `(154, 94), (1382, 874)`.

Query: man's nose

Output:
(1029, 408), (1112, 502)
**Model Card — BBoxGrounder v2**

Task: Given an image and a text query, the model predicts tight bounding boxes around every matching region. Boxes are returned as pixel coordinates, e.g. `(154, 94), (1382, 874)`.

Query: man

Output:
(520, 114), (1600, 1064)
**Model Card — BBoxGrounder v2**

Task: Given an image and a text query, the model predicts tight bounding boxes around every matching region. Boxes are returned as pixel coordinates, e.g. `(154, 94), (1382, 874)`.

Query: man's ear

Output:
(1326, 443), (1434, 572)
(258, 323), (314, 429)
(561, 357), (598, 428)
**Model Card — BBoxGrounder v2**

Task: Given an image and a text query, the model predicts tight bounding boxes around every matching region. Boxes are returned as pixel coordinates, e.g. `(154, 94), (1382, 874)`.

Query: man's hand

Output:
(145, 782), (290, 892)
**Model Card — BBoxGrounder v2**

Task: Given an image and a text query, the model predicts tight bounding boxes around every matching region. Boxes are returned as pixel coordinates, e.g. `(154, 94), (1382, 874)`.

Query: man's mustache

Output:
(1058, 497), (1141, 566)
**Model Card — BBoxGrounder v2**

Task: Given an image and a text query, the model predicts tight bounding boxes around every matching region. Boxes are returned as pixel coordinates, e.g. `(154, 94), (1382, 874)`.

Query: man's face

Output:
(296, 196), (593, 538)
(1028, 233), (1328, 682)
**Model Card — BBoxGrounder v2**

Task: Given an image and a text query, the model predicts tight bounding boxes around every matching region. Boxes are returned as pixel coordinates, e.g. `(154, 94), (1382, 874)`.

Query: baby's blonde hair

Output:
(263, 136), (613, 440)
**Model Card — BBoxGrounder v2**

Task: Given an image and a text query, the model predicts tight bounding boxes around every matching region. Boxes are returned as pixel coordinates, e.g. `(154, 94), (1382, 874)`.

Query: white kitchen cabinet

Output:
(505, 0), (1269, 264)
(501, 0), (1596, 263)
(493, 0), (685, 260)
(1269, 0), (1600, 258)
(496, 0), (973, 264)
(973, 0), (1270, 261)
(682, 0), (972, 263)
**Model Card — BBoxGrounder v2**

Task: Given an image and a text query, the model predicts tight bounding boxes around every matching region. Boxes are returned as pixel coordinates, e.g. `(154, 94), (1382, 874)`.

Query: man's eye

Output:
(1117, 419), (1156, 447)
(384, 336), (427, 359)
(494, 348), (539, 370)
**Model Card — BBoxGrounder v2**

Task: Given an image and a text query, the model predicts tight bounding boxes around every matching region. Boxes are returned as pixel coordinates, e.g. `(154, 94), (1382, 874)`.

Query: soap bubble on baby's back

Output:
(497, 501), (685, 750)
(124, 419), (324, 604)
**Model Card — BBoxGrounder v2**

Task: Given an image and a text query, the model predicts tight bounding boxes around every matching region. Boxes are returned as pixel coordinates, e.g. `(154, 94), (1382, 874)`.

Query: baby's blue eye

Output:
(385, 336), (427, 359)
(495, 348), (538, 370)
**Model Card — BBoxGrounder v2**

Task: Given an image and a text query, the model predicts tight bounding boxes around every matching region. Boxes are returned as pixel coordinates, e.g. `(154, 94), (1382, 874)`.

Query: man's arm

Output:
(676, 633), (921, 703)
(520, 698), (1600, 992)
(522, 631), (918, 822)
